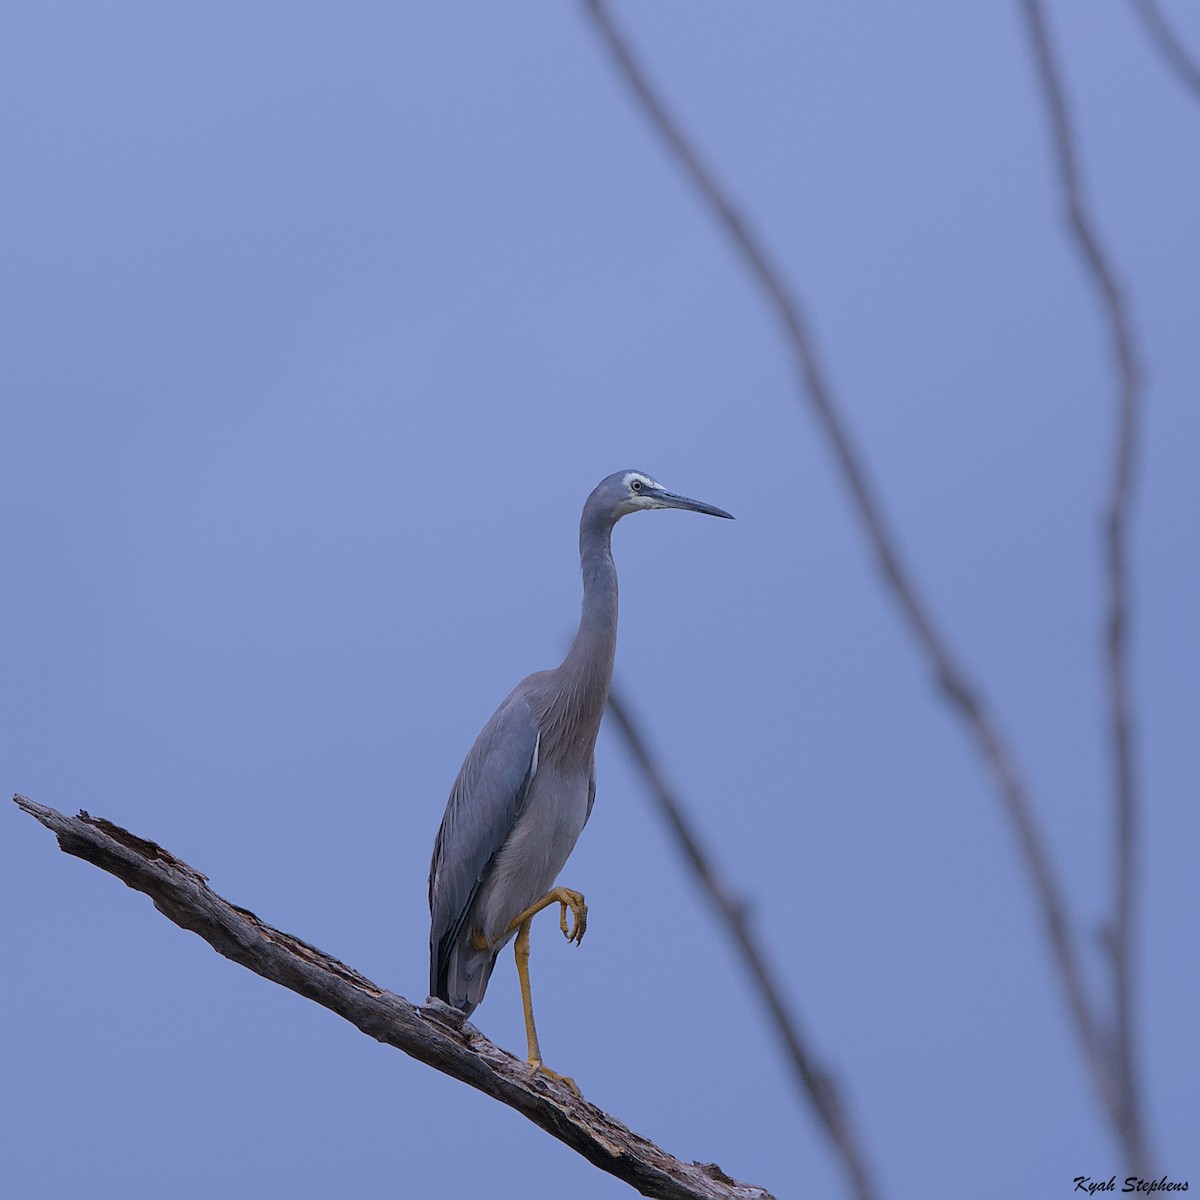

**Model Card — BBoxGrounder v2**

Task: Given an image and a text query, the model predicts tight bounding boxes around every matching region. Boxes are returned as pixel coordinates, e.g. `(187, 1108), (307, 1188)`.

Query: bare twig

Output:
(1018, 0), (1148, 1169)
(607, 690), (879, 1200)
(1130, 0), (1200, 100)
(13, 794), (773, 1200)
(582, 0), (1112, 1141)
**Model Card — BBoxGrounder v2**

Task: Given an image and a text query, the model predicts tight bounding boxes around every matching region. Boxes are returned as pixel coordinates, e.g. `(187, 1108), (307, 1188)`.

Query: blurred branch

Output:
(13, 795), (773, 1200)
(1018, 0), (1148, 1169)
(1130, 0), (1200, 100)
(582, 0), (1112, 1145)
(607, 689), (879, 1200)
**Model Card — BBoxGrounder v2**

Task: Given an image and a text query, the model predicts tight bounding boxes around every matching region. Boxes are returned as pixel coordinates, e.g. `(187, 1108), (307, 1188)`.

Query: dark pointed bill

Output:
(654, 489), (735, 520)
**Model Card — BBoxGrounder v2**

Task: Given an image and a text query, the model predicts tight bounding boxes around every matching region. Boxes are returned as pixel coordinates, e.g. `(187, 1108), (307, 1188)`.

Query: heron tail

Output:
(435, 939), (498, 1016)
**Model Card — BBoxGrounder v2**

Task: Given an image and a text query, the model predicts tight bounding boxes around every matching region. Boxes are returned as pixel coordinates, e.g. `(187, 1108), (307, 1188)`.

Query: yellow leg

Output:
(508, 887), (587, 1094)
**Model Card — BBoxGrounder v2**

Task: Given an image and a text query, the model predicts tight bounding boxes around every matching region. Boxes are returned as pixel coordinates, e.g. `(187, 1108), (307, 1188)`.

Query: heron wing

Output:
(428, 691), (540, 997)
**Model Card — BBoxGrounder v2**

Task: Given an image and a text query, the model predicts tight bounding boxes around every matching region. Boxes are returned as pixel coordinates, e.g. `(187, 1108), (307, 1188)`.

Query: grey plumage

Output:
(428, 469), (732, 1018)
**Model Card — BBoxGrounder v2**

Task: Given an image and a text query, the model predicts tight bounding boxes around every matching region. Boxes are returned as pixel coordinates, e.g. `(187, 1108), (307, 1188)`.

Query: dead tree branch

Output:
(13, 794), (774, 1200)
(1018, 0), (1148, 1169)
(1130, 0), (1200, 101)
(582, 0), (1111, 1148)
(607, 689), (879, 1200)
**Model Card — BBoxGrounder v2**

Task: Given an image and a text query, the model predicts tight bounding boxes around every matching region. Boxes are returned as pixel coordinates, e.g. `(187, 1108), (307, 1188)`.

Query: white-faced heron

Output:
(428, 469), (732, 1089)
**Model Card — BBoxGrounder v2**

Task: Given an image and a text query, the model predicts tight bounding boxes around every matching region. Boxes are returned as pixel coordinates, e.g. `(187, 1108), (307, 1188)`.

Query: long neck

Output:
(540, 511), (618, 762)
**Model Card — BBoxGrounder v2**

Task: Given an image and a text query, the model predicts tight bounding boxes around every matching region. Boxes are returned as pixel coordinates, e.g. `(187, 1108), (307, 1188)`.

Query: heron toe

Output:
(557, 889), (587, 944)
(529, 1058), (580, 1095)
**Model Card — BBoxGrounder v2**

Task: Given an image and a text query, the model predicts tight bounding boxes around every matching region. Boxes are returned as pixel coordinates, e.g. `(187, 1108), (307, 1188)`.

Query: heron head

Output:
(593, 469), (734, 521)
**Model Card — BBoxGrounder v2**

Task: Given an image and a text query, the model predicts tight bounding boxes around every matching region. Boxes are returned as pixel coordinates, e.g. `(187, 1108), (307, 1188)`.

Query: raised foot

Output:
(529, 1058), (580, 1095)
(507, 886), (588, 945)
(555, 888), (587, 945)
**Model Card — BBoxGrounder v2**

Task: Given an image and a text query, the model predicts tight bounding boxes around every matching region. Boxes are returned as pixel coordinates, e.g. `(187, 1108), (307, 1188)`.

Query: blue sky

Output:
(3, 4), (1197, 1198)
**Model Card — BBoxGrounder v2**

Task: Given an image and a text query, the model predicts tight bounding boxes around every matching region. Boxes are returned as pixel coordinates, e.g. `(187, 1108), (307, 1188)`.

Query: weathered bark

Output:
(14, 796), (773, 1200)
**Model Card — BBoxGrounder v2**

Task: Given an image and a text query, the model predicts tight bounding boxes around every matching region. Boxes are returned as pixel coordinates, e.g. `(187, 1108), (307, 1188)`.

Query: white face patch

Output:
(622, 471), (664, 495)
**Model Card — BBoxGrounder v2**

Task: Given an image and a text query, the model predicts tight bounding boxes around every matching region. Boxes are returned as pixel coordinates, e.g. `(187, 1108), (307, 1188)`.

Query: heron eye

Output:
(631, 480), (643, 492)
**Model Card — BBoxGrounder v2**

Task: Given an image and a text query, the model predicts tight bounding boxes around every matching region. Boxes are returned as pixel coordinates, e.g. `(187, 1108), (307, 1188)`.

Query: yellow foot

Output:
(507, 886), (588, 945)
(555, 888), (587, 945)
(529, 1058), (580, 1095)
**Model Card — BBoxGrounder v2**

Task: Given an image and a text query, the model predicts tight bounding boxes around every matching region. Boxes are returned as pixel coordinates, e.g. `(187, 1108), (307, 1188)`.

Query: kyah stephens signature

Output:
(1074, 1179), (1189, 1195)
